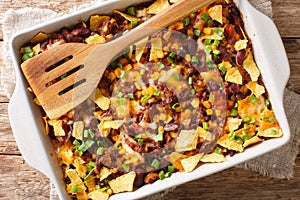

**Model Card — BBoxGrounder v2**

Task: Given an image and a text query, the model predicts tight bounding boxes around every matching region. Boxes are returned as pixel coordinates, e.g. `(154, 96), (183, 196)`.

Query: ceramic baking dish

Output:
(8, 0), (290, 199)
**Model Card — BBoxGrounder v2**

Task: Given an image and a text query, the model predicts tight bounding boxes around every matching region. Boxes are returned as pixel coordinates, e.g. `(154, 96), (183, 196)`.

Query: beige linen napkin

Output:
(1, 0), (300, 199)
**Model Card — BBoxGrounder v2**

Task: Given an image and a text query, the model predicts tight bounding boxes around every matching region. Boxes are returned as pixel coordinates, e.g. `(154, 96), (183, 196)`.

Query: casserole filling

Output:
(20, 0), (282, 199)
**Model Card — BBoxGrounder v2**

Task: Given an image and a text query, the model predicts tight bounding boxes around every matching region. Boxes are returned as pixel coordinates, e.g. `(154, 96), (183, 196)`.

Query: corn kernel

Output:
(203, 100), (211, 109)
(187, 29), (194, 37)
(158, 126), (164, 134)
(114, 68), (121, 78)
(148, 87), (155, 96)
(108, 72), (116, 80)
(203, 28), (213, 35)
(206, 109), (213, 115)
(166, 114), (173, 123)
(170, 132), (178, 138)
(185, 54), (191, 62)
(123, 64), (132, 71)
(191, 98), (199, 108)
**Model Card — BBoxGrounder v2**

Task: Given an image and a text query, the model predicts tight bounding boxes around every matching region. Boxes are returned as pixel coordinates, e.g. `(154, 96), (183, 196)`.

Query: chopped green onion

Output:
(128, 93), (134, 99)
(78, 140), (95, 152)
(208, 63), (217, 69)
(100, 186), (110, 192)
(122, 163), (130, 172)
(168, 165), (175, 173)
(75, 149), (83, 156)
(84, 168), (94, 180)
(205, 46), (213, 54)
(188, 77), (193, 85)
(141, 95), (151, 104)
(204, 39), (211, 45)
(97, 140), (106, 148)
(73, 139), (81, 147)
(161, 148), (167, 154)
(219, 65), (227, 74)
(156, 133), (164, 141)
(70, 185), (81, 193)
(214, 28), (224, 37)
(167, 56), (174, 64)
(248, 94), (257, 103)
(170, 63), (175, 69)
(169, 52), (176, 58)
(118, 97), (127, 105)
(120, 70), (126, 79)
(157, 61), (165, 69)
(243, 117), (250, 122)
(151, 159), (160, 170)
(234, 102), (238, 108)
(213, 40), (220, 46)
(213, 49), (221, 55)
(84, 129), (89, 138)
(271, 129), (279, 135)
(130, 20), (138, 28)
(183, 17), (190, 26)
(215, 146), (222, 154)
(61, 73), (68, 80)
(172, 102), (181, 110)
(194, 29), (201, 37)
(117, 62), (123, 69)
(140, 68), (146, 75)
(235, 136), (243, 144)
(115, 143), (122, 150)
(159, 170), (165, 180)
(164, 172), (171, 178)
(154, 90), (161, 96)
(24, 46), (33, 53)
(126, 6), (136, 16)
(191, 89), (196, 94)
(230, 109), (239, 117)
(249, 117), (256, 124)
(97, 147), (104, 155)
(244, 124), (250, 129)
(265, 99), (271, 107)
(191, 56), (199, 64)
(209, 94), (215, 101)
(22, 52), (34, 61)
(86, 161), (95, 171)
(202, 122), (209, 130)
(229, 131), (236, 139)
(174, 73), (180, 81)
(135, 134), (143, 143)
(201, 13), (210, 23)
(268, 117), (275, 124)
(243, 132), (252, 140)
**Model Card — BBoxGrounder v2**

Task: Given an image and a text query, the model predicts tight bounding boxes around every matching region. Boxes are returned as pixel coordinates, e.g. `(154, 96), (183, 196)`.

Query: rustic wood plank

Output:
(0, 155), (50, 200)
(0, 0), (300, 40)
(164, 157), (300, 200)
(285, 38), (300, 94)
(0, 42), (10, 103)
(0, 103), (20, 155)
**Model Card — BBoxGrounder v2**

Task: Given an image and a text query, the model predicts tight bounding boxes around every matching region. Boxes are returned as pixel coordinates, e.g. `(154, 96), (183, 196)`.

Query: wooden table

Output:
(0, 0), (299, 199)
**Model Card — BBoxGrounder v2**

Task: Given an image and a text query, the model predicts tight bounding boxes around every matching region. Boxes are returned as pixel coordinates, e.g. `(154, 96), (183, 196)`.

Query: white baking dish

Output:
(8, 0), (290, 199)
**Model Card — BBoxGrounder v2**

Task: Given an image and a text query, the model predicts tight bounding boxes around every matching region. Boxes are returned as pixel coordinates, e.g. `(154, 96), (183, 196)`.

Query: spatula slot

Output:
(58, 78), (86, 96)
(46, 64), (84, 87)
(45, 55), (74, 72)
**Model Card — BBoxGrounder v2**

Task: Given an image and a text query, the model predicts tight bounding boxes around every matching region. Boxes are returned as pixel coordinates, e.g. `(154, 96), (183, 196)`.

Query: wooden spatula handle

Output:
(108, 0), (215, 50)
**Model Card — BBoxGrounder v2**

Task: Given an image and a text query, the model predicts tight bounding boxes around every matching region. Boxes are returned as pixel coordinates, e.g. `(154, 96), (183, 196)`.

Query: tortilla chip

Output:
(108, 171), (136, 193)
(243, 136), (262, 148)
(175, 129), (198, 152)
(246, 81), (265, 97)
(134, 37), (148, 62)
(257, 127), (283, 138)
(72, 121), (84, 141)
(170, 0), (180, 3)
(86, 34), (106, 44)
(227, 118), (243, 132)
(57, 144), (74, 166)
(149, 38), (164, 61)
(208, 5), (223, 24)
(99, 167), (112, 181)
(66, 169), (83, 184)
(243, 51), (260, 81)
(218, 135), (244, 152)
(89, 15), (110, 32)
(113, 10), (140, 22)
(201, 28), (224, 40)
(147, 0), (170, 15)
(73, 157), (88, 178)
(88, 190), (109, 200)
(234, 40), (248, 51)
(218, 61), (232, 70)
(84, 175), (96, 192)
(200, 152), (226, 163)
(181, 154), (202, 172)
(32, 43), (41, 56)
(48, 119), (65, 136)
(102, 120), (124, 130)
(225, 68), (243, 85)
(30, 32), (49, 43)
(91, 88), (111, 111)
(197, 127), (213, 140)
(238, 95), (266, 118)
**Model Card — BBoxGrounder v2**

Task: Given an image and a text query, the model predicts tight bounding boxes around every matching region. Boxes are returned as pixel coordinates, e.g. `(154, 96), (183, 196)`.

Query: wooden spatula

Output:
(21, 0), (215, 119)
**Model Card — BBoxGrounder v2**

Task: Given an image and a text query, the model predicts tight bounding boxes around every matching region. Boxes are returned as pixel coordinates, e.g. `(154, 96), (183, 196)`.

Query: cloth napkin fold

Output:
(1, 0), (299, 199)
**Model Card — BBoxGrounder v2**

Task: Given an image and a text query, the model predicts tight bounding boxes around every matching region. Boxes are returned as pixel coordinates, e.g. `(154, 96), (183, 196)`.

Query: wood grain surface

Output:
(0, 0), (299, 199)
